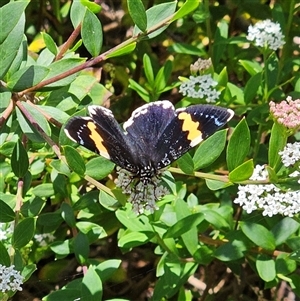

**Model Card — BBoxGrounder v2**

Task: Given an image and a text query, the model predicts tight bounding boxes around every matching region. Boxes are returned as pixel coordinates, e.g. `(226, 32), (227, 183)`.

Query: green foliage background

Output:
(0, 0), (300, 300)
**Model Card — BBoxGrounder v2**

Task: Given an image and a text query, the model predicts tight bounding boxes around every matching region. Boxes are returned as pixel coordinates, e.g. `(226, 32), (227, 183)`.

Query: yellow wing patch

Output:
(87, 122), (110, 159)
(178, 112), (203, 147)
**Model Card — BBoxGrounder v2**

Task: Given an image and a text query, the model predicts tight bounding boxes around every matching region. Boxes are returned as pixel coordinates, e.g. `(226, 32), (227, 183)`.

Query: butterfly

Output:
(64, 100), (234, 212)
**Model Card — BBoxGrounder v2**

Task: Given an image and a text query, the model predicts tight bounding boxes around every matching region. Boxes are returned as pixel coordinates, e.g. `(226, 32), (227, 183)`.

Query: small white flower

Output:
(0, 264), (24, 292)
(0, 222), (14, 241)
(246, 19), (285, 50)
(234, 165), (300, 217)
(179, 74), (220, 103)
(279, 142), (300, 167)
(34, 233), (56, 247)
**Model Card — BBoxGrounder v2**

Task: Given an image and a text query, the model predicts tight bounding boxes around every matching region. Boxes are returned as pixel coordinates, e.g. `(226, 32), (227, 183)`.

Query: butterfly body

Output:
(64, 100), (234, 185)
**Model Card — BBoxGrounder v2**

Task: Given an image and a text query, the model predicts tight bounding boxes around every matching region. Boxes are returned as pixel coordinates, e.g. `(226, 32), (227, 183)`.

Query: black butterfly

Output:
(64, 100), (234, 185)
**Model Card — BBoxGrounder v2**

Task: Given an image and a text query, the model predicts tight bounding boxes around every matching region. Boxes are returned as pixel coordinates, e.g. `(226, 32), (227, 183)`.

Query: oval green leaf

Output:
(227, 118), (250, 171)
(74, 231), (89, 264)
(256, 254), (276, 282)
(194, 129), (227, 170)
(128, 0), (147, 32)
(12, 217), (35, 249)
(268, 122), (287, 171)
(229, 159), (254, 182)
(64, 145), (86, 176)
(11, 139), (29, 178)
(241, 222), (276, 251)
(0, 200), (15, 222)
(82, 8), (103, 57)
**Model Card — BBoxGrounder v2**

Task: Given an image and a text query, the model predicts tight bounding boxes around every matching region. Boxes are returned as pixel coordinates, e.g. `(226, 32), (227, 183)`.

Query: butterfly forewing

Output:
(152, 105), (234, 170)
(64, 106), (139, 172)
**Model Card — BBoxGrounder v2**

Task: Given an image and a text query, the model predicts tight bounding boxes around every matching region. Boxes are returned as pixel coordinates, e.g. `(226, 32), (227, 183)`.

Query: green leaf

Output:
(99, 190), (119, 210)
(82, 8), (103, 57)
(128, 0), (147, 32)
(85, 157), (115, 180)
(16, 102), (51, 142)
(171, 0), (199, 21)
(95, 259), (121, 281)
(275, 253), (297, 275)
(205, 179), (232, 190)
(64, 145), (86, 176)
(61, 203), (76, 228)
(266, 53), (279, 92)
(212, 20), (228, 66)
(256, 254), (276, 282)
(50, 159), (71, 176)
(105, 42), (136, 58)
(12, 217), (35, 249)
(241, 222), (276, 251)
(35, 105), (70, 123)
(244, 72), (262, 104)
(74, 232), (89, 264)
(11, 139), (29, 178)
(153, 261), (197, 300)
(203, 210), (230, 230)
(7, 65), (50, 92)
(70, 1), (86, 28)
(7, 37), (28, 78)
(271, 217), (300, 246)
(42, 32), (58, 55)
(143, 54), (154, 85)
(32, 183), (55, 198)
(0, 1), (29, 43)
(229, 159), (254, 182)
(154, 60), (173, 93)
(133, 2), (177, 39)
(214, 240), (246, 261)
(42, 58), (85, 89)
(118, 231), (153, 248)
(116, 210), (153, 232)
(0, 13), (25, 79)
(268, 122), (287, 171)
(81, 266), (103, 301)
(0, 242), (10, 266)
(76, 221), (106, 240)
(227, 118), (250, 171)
(80, 0), (102, 13)
(193, 129), (227, 170)
(50, 240), (71, 257)
(168, 42), (204, 56)
(164, 213), (204, 238)
(0, 200), (15, 222)
(239, 59), (263, 76)
(128, 78), (150, 102)
(44, 289), (80, 301)
(176, 152), (194, 174)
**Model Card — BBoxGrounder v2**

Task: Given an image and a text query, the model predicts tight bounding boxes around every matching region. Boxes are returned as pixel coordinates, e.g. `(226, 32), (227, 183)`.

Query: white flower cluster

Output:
(279, 142), (300, 184)
(279, 142), (300, 167)
(234, 165), (300, 217)
(246, 19), (285, 51)
(179, 74), (220, 103)
(115, 168), (169, 214)
(0, 222), (14, 241)
(0, 264), (24, 292)
(34, 233), (55, 247)
(190, 58), (212, 73)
